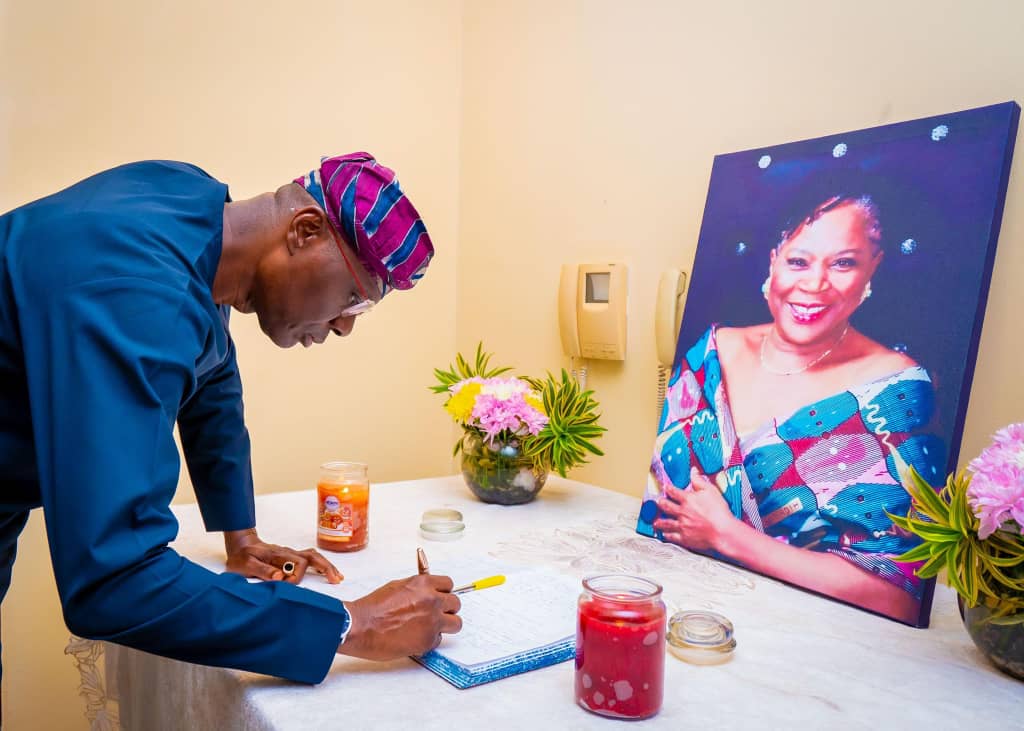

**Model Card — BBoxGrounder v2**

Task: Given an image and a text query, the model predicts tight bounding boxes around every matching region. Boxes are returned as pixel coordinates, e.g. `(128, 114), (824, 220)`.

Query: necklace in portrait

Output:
(759, 325), (850, 376)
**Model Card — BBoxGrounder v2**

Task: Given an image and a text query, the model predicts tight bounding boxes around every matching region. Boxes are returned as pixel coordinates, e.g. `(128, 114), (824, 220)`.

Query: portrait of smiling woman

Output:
(637, 105), (1017, 627)
(638, 187), (946, 625)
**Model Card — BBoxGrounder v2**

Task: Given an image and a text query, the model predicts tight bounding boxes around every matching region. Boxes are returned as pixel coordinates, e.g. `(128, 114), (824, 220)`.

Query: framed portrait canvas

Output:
(637, 102), (1019, 626)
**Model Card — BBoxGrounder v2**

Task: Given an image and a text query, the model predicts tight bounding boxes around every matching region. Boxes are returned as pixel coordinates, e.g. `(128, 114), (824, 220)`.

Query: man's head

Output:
(240, 153), (434, 348)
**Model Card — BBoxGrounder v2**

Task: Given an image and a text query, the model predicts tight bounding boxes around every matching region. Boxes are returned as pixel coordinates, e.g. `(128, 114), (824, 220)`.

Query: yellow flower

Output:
(445, 382), (481, 422)
(526, 394), (546, 416)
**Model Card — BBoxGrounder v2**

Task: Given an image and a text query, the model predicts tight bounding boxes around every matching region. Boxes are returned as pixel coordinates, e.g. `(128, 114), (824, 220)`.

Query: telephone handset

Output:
(559, 262), (629, 387)
(558, 264), (582, 359)
(655, 269), (687, 368)
(655, 268), (687, 412)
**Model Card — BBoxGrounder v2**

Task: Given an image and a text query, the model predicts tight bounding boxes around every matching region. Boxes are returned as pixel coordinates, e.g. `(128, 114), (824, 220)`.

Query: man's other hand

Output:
(223, 528), (343, 585)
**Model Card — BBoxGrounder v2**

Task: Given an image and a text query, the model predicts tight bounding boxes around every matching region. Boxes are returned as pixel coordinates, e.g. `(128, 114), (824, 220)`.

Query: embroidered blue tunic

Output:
(0, 161), (347, 683)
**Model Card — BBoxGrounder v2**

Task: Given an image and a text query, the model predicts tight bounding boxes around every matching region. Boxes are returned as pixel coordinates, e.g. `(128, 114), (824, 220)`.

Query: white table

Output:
(94, 476), (1022, 730)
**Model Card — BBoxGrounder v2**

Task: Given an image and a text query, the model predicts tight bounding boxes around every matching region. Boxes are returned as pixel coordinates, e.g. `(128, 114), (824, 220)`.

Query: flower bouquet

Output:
(891, 423), (1024, 679)
(431, 344), (606, 505)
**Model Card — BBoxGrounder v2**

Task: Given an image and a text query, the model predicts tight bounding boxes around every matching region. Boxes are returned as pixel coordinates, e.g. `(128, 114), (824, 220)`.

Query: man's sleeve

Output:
(20, 276), (346, 683)
(177, 325), (256, 532)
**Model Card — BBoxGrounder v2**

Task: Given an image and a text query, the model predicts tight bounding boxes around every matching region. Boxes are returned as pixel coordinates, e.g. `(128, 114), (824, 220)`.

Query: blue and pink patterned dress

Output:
(637, 326), (945, 599)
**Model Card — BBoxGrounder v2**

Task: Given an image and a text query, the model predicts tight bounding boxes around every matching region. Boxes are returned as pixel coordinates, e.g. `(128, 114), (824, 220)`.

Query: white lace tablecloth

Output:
(74, 476), (1022, 730)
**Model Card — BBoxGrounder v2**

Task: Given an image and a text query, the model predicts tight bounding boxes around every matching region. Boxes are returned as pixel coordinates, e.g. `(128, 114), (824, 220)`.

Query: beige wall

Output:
(4, 0), (1024, 728)
(0, 2), (461, 728)
(458, 0), (1024, 494)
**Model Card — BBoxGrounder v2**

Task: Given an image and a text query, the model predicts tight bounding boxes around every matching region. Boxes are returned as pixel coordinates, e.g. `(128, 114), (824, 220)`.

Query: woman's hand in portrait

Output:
(653, 467), (739, 553)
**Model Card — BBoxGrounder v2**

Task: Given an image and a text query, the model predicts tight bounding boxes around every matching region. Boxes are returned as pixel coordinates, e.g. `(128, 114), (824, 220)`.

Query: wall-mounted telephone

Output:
(655, 268), (687, 413)
(559, 262), (629, 386)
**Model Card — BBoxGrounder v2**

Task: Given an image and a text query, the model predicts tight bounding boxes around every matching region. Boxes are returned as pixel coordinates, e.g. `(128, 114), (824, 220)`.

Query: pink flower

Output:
(465, 377), (549, 442)
(967, 422), (1024, 539)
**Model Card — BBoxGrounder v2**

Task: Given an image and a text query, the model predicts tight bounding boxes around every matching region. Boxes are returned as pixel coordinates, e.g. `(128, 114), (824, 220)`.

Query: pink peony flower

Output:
(465, 377), (549, 442)
(967, 422), (1024, 539)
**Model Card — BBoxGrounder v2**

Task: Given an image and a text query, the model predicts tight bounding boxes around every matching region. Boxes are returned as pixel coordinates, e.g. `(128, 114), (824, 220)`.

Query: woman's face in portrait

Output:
(768, 201), (883, 346)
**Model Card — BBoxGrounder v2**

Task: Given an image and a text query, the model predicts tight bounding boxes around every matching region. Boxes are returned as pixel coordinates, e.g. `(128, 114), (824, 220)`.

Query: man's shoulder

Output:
(98, 159), (216, 181)
(9, 160), (227, 303)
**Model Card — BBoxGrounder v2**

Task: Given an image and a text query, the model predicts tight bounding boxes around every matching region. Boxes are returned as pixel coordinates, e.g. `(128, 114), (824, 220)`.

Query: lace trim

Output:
(491, 512), (756, 614)
(64, 635), (120, 731)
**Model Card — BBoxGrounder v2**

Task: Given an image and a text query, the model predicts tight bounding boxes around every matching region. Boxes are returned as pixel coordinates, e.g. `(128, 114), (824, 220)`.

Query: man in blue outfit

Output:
(0, 153), (461, 688)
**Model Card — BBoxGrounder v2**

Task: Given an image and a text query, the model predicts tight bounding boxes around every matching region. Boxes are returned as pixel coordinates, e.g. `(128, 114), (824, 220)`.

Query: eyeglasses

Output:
(327, 223), (377, 318)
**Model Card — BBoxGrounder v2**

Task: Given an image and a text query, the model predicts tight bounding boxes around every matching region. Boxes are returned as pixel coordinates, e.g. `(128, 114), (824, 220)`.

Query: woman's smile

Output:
(787, 301), (830, 324)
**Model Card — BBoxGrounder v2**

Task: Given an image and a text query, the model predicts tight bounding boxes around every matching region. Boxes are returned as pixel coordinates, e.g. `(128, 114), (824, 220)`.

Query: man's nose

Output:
(329, 315), (356, 337)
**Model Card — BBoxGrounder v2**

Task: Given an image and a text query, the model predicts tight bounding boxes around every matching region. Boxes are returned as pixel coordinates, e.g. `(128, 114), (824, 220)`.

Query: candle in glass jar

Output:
(317, 461), (369, 552)
(575, 574), (666, 719)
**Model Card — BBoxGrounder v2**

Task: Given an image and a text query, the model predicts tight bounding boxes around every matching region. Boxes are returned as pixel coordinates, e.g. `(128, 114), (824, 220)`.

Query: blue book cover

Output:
(414, 636), (575, 689)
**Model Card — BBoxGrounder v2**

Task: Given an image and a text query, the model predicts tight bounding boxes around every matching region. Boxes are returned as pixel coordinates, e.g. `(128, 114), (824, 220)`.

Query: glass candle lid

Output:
(666, 610), (736, 665)
(419, 508), (465, 541)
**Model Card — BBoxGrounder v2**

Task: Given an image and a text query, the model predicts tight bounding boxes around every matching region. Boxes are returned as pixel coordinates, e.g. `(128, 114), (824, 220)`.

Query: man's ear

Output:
(285, 206), (329, 255)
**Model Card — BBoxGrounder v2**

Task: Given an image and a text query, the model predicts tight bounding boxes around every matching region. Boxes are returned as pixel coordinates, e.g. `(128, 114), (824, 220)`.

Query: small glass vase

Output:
(961, 600), (1024, 681)
(460, 432), (547, 505)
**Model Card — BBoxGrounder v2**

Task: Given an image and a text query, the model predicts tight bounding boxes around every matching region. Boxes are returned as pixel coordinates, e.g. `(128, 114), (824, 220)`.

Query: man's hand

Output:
(223, 528), (343, 585)
(339, 574), (462, 660)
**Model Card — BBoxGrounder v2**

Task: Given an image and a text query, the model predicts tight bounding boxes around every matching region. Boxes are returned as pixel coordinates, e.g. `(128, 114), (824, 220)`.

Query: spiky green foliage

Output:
(522, 369), (606, 478)
(889, 466), (1024, 624)
(430, 342), (512, 394)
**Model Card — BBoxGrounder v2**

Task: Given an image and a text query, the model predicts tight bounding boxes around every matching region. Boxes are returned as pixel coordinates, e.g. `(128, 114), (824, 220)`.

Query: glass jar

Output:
(316, 461), (369, 552)
(575, 574), (666, 719)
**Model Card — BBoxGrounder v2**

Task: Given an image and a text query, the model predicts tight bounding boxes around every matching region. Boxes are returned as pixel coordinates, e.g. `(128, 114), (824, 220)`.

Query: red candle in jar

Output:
(575, 575), (666, 719)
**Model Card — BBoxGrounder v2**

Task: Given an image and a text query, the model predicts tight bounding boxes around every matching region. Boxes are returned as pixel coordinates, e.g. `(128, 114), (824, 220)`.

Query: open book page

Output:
(226, 551), (579, 671)
(429, 558), (579, 667)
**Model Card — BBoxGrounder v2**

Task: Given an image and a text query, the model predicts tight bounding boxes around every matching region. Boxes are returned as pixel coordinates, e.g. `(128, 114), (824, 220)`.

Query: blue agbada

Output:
(0, 162), (348, 683)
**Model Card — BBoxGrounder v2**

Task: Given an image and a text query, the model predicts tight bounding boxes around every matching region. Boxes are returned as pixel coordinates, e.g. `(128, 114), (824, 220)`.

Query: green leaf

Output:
(892, 541), (935, 564)
(902, 522), (962, 545)
(984, 552), (1024, 568)
(947, 478), (966, 534)
(960, 542), (979, 606)
(902, 465), (952, 523)
(944, 545), (968, 594)
(916, 549), (951, 580)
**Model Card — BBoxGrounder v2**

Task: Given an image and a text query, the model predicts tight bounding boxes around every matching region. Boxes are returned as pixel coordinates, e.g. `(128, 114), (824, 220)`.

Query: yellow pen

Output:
(452, 575), (506, 594)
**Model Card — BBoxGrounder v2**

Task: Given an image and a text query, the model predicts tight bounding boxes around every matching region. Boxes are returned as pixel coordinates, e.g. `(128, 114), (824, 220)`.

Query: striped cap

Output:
(294, 152), (434, 296)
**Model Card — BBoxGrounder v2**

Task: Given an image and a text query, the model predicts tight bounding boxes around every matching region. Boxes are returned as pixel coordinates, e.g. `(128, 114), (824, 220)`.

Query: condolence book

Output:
(412, 564), (579, 689)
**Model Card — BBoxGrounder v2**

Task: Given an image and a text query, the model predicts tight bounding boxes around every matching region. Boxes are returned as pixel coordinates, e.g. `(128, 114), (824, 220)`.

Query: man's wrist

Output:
(337, 601), (354, 650)
(223, 527), (258, 553)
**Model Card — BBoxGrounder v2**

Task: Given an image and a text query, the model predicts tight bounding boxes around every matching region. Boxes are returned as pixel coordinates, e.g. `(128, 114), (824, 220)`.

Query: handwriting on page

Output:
(439, 568), (578, 667)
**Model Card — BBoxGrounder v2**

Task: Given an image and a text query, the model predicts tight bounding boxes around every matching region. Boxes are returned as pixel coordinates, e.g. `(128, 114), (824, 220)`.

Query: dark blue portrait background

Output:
(676, 102), (1019, 470)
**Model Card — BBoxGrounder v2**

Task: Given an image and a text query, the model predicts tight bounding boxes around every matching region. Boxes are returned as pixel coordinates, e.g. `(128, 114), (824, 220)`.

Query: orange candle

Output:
(317, 461), (370, 552)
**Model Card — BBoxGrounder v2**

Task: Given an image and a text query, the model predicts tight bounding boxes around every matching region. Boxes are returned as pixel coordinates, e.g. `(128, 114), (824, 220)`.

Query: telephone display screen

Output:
(585, 272), (610, 303)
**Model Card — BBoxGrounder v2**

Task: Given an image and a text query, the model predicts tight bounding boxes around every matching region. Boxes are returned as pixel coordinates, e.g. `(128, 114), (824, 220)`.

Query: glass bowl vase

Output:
(460, 433), (547, 505)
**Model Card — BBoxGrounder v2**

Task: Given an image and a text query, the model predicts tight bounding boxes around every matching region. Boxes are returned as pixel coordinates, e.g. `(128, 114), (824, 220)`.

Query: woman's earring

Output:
(761, 277), (771, 299)
(860, 281), (873, 304)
